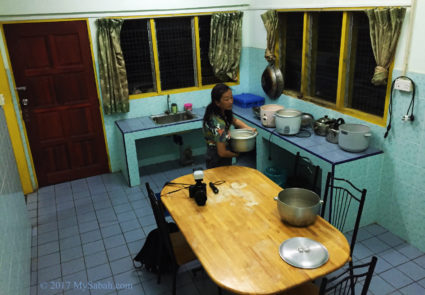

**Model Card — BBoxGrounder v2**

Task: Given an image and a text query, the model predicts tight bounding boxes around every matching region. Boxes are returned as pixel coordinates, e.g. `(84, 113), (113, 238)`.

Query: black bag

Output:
(133, 222), (179, 273)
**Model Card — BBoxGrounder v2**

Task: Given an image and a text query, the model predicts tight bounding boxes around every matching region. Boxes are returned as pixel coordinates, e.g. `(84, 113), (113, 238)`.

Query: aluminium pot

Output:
(274, 188), (323, 227)
(262, 63), (284, 99)
(275, 109), (302, 135)
(338, 124), (372, 153)
(260, 104), (284, 127)
(230, 129), (258, 152)
(326, 118), (345, 144)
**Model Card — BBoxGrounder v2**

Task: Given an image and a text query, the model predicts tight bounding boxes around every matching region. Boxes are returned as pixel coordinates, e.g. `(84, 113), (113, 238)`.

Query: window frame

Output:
(277, 8), (394, 126)
(117, 13), (240, 100)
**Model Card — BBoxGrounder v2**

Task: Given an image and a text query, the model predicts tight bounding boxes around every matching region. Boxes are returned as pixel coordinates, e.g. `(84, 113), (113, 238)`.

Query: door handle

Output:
(22, 98), (29, 106)
(15, 86), (27, 91)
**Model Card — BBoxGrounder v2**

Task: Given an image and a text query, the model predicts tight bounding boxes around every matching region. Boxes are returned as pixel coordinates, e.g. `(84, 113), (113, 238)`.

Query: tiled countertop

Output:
(232, 105), (383, 166)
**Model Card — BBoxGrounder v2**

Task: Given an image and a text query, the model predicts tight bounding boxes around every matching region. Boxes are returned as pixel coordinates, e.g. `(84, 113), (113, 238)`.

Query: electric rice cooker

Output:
(275, 109), (302, 135)
(260, 104), (284, 127)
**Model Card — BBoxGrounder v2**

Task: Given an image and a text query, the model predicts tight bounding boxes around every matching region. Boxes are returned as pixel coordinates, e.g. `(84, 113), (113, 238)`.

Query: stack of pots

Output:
(260, 104), (284, 127)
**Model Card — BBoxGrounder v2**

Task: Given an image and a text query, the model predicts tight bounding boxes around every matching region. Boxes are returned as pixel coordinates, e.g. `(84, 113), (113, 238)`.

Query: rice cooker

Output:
(275, 109), (302, 135)
(260, 104), (284, 127)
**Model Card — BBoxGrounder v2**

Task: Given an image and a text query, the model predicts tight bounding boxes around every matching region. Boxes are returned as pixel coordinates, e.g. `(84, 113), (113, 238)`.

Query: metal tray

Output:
(279, 237), (329, 269)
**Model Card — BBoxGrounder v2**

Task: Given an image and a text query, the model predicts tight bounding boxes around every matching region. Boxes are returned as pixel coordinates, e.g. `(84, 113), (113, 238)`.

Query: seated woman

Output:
(203, 83), (256, 169)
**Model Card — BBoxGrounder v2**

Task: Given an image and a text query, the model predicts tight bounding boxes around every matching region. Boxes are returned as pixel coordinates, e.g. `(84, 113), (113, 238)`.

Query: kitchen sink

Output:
(150, 111), (197, 125)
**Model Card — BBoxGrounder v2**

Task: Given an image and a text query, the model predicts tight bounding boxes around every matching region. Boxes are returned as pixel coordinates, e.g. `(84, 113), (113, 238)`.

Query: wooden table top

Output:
(161, 166), (350, 295)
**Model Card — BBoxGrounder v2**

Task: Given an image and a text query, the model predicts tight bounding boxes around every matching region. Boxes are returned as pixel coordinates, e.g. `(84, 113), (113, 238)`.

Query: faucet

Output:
(165, 94), (171, 114)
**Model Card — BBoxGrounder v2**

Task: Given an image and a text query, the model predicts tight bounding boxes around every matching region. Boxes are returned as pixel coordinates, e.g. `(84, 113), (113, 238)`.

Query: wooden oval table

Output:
(161, 166), (350, 294)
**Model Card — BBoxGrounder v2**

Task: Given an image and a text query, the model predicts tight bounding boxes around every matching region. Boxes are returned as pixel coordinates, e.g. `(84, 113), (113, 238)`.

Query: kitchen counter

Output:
(115, 105), (383, 187)
(115, 108), (205, 187)
(232, 105), (383, 167)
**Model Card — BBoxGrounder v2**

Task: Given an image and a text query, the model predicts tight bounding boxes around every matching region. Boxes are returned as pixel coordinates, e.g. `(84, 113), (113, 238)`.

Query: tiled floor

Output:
(27, 153), (425, 295)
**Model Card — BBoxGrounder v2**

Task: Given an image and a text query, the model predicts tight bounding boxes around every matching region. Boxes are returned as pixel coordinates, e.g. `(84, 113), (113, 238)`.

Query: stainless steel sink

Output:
(150, 111), (197, 125)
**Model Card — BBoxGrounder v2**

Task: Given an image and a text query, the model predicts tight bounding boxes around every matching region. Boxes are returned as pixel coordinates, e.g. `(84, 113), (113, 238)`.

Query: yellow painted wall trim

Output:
(300, 12), (309, 96)
(336, 12), (349, 109)
(194, 16), (203, 87)
(0, 41), (33, 194)
(150, 19), (162, 93)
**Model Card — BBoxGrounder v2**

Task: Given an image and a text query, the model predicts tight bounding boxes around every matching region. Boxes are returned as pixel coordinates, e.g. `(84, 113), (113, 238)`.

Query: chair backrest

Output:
(145, 182), (178, 266)
(321, 172), (367, 257)
(286, 152), (321, 194)
(319, 256), (377, 295)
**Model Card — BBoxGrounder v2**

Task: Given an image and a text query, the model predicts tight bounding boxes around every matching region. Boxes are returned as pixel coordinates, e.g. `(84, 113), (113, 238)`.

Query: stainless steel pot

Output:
(274, 188), (323, 227)
(230, 129), (258, 152)
(338, 124), (372, 153)
(300, 113), (314, 128)
(261, 63), (284, 99)
(326, 118), (345, 144)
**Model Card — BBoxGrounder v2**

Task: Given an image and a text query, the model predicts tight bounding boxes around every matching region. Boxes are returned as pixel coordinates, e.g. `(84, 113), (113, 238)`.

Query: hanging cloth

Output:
(365, 7), (406, 86)
(261, 10), (279, 63)
(96, 18), (129, 114)
(209, 11), (243, 81)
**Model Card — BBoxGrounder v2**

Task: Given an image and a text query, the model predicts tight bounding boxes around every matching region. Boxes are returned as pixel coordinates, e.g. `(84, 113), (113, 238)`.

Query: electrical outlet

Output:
(394, 78), (412, 92)
(0, 94), (5, 106)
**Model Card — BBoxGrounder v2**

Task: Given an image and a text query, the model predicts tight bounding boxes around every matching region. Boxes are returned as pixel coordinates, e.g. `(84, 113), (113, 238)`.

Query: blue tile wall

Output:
(0, 107), (31, 295)
(243, 47), (425, 251)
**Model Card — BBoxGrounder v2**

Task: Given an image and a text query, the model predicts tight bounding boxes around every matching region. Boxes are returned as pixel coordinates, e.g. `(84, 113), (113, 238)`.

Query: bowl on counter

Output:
(230, 129), (258, 152)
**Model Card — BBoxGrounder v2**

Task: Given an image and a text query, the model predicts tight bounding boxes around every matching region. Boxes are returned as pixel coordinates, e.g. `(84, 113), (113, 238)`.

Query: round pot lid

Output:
(279, 237), (329, 269)
(261, 64), (284, 99)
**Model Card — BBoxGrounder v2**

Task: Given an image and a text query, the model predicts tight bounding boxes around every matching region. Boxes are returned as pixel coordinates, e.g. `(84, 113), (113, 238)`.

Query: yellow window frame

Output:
(279, 8), (394, 127)
(120, 13), (239, 100)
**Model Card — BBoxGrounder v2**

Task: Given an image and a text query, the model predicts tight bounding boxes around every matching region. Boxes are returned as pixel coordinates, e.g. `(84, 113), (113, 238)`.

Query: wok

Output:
(262, 62), (284, 99)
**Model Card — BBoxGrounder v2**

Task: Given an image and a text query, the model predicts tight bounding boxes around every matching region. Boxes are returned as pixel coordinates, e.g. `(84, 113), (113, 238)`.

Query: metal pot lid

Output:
(261, 64), (284, 99)
(279, 237), (329, 269)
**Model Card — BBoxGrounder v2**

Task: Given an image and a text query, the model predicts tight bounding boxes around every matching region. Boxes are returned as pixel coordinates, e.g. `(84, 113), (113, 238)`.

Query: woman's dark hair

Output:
(203, 83), (233, 127)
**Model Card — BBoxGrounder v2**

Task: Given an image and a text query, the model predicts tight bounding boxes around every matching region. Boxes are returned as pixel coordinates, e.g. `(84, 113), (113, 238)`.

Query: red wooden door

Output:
(4, 21), (109, 186)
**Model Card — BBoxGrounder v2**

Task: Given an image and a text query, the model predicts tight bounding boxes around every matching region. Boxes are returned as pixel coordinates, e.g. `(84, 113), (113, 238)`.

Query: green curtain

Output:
(261, 10), (279, 63)
(365, 7), (406, 86)
(209, 11), (243, 81)
(96, 18), (129, 114)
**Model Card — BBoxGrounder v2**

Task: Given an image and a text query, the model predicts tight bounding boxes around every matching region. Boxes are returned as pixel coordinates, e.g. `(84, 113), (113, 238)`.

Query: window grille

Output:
(120, 19), (155, 95)
(155, 17), (196, 91)
(347, 12), (387, 117)
(309, 12), (342, 103)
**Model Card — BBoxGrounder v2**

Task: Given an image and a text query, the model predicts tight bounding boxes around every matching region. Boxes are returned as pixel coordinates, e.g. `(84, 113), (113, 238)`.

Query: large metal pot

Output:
(230, 129), (258, 152)
(326, 118), (345, 144)
(262, 63), (284, 99)
(338, 124), (372, 153)
(275, 188), (323, 227)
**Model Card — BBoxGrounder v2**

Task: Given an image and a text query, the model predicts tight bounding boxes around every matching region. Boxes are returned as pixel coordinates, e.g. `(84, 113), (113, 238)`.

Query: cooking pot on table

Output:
(274, 188), (323, 227)
(338, 124), (372, 153)
(260, 104), (284, 127)
(262, 62), (284, 99)
(326, 118), (345, 144)
(275, 109), (302, 135)
(314, 116), (335, 136)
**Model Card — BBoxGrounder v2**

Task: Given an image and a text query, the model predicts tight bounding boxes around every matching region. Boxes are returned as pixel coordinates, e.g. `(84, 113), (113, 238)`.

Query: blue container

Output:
(264, 167), (287, 187)
(233, 93), (265, 108)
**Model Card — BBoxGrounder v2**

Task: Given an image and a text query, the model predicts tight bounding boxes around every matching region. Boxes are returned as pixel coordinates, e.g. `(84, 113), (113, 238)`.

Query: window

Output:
(279, 10), (391, 123)
(120, 14), (236, 97)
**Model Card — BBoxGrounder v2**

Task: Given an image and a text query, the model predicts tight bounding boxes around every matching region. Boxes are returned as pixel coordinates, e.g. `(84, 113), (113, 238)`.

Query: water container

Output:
(264, 167), (287, 187)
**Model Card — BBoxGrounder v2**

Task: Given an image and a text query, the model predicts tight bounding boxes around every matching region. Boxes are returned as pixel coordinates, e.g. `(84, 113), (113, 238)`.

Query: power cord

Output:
(384, 76), (416, 139)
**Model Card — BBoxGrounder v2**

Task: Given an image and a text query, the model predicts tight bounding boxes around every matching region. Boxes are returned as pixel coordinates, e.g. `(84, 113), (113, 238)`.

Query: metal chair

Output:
(321, 172), (367, 257)
(286, 152), (321, 195)
(282, 256), (377, 295)
(319, 256), (377, 295)
(145, 182), (199, 295)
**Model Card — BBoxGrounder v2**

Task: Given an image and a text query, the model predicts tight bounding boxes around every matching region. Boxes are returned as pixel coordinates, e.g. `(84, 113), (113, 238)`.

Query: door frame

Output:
(0, 18), (111, 193)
